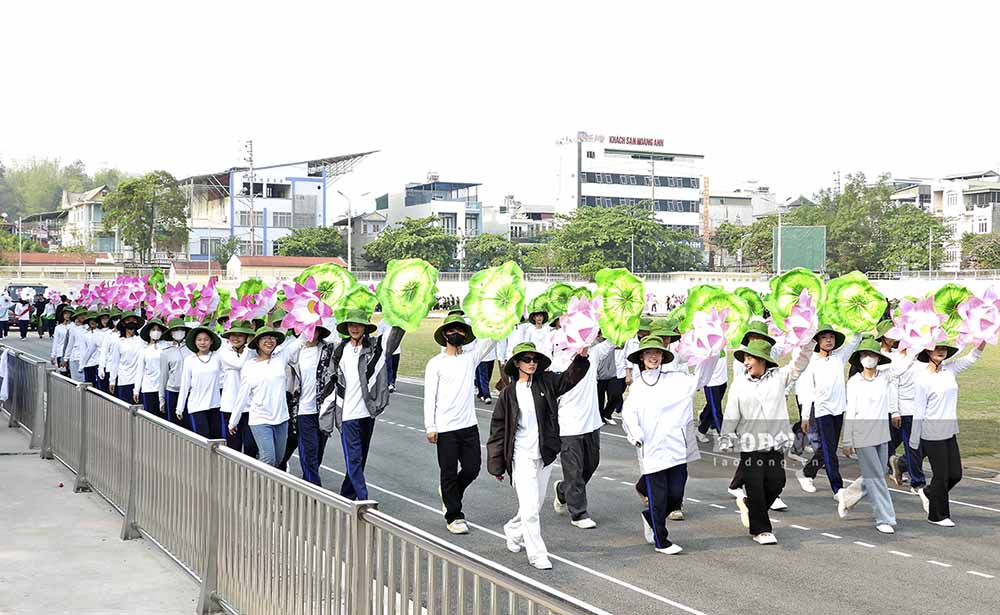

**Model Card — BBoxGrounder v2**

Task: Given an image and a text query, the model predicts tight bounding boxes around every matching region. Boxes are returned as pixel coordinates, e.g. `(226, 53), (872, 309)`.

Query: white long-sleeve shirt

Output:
(97, 328), (117, 377)
(555, 340), (614, 437)
(177, 353), (222, 415)
(423, 341), (498, 434)
(219, 346), (254, 415)
(799, 334), (862, 418)
(843, 371), (892, 449)
(297, 344), (321, 416)
(882, 349), (918, 416)
(706, 352), (728, 387)
(229, 357), (290, 428)
(81, 328), (102, 368)
(51, 323), (69, 361)
(910, 347), (982, 447)
(66, 323), (87, 363)
(136, 342), (168, 395)
(109, 335), (145, 387)
(160, 344), (191, 394)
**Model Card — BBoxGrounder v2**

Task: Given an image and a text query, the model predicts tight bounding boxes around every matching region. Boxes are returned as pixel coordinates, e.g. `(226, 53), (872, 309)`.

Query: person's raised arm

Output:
(423, 359), (440, 442)
(945, 342), (985, 376)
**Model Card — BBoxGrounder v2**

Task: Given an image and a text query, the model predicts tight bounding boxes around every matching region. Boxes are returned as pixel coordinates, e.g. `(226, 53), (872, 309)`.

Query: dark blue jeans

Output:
(889, 415), (926, 488)
(189, 408), (222, 439)
(297, 414), (329, 486)
(165, 390), (187, 429)
(697, 383), (728, 434)
(83, 366), (100, 389)
(141, 391), (161, 417)
(642, 464), (688, 549)
(115, 384), (135, 405)
(340, 417), (376, 500)
(222, 411), (258, 458)
(475, 360), (494, 399)
(803, 413), (844, 493)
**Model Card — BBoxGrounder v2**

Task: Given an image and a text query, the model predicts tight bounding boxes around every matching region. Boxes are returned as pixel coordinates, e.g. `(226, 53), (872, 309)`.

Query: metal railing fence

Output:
(0, 347), (605, 615)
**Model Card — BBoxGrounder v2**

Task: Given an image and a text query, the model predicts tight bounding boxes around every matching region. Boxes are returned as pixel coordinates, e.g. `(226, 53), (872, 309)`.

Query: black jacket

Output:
(486, 355), (590, 478)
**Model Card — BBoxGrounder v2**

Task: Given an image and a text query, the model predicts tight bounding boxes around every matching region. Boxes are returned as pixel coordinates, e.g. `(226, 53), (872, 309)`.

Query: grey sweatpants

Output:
(846, 443), (896, 526)
(556, 428), (601, 521)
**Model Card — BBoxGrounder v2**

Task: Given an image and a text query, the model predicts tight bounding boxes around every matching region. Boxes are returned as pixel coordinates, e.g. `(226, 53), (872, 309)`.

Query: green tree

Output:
(363, 216), (459, 270)
(879, 204), (947, 271)
(462, 233), (520, 270)
(962, 232), (1000, 269)
(92, 167), (130, 191)
(274, 226), (346, 258)
(214, 236), (240, 267)
(103, 170), (189, 263)
(4, 158), (64, 214)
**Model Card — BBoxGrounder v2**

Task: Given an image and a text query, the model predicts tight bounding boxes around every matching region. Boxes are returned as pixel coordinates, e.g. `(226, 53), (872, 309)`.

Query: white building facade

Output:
(929, 171), (1000, 269)
(375, 178), (509, 239)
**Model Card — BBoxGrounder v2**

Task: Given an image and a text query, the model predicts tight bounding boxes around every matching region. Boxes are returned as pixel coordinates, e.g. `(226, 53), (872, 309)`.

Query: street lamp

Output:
(336, 190), (369, 272)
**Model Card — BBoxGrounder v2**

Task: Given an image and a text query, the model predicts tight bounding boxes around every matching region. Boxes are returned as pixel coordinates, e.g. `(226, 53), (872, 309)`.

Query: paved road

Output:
(7, 335), (1000, 615)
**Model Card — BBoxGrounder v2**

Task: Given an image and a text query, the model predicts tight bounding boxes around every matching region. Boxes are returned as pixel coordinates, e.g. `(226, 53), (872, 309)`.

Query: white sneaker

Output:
(876, 524), (895, 534)
(928, 518), (955, 527)
(642, 515), (654, 544)
(696, 432), (710, 443)
(888, 455), (903, 486)
(611, 411), (623, 420)
(727, 487), (746, 499)
(603, 417), (617, 426)
(736, 496), (750, 529)
(668, 510), (684, 521)
(571, 517), (597, 530)
(655, 544), (683, 555)
(447, 519), (469, 534)
(388, 384), (396, 392)
(530, 557), (553, 570)
(753, 532), (778, 545)
(552, 481), (566, 514)
(836, 492), (849, 519)
(504, 527), (522, 553)
(484, 397), (492, 405)
(916, 487), (930, 514)
(843, 483), (864, 510)
(796, 469), (817, 493)
(770, 497), (788, 511)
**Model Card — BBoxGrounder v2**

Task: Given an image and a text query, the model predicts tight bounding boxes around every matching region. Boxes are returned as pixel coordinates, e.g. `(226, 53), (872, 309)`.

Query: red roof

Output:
(237, 256), (347, 268)
(0, 252), (111, 265)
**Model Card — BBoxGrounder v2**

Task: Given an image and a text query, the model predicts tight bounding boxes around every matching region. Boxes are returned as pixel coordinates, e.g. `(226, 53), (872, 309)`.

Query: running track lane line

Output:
(395, 390), (1000, 514)
(312, 461), (708, 615)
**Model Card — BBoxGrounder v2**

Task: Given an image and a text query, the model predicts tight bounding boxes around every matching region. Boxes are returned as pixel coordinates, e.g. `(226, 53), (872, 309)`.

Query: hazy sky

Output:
(3, 1), (999, 215)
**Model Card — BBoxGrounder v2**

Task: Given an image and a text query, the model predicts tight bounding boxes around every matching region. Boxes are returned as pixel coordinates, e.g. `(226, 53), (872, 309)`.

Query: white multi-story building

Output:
(375, 175), (508, 239)
(929, 171), (1000, 269)
(555, 132), (705, 235)
(59, 185), (118, 253)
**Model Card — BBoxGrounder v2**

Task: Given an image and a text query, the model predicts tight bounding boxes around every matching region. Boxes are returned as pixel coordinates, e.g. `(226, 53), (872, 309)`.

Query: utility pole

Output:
(337, 190), (353, 272)
(17, 216), (23, 279)
(245, 140), (255, 255)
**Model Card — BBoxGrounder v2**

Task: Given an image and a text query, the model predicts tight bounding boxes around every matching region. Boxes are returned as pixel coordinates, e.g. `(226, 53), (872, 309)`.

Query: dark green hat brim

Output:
(336, 319), (377, 336)
(813, 326), (846, 352)
(249, 328), (287, 351)
(434, 316), (476, 347)
(186, 326), (222, 353)
(504, 344), (552, 377)
(916, 343), (960, 363)
(627, 337), (675, 366)
(139, 319), (167, 343)
(734, 346), (779, 370)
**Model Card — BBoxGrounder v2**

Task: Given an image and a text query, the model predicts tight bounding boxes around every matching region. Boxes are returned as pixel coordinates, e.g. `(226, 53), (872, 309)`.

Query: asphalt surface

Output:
(8, 334), (1000, 615)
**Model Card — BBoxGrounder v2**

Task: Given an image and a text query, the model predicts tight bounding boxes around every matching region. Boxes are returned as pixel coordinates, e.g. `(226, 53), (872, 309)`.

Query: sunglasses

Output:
(518, 355), (540, 364)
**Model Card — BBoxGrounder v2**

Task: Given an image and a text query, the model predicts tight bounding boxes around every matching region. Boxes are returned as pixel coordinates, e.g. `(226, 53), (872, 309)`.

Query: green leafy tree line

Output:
(0, 157), (129, 217)
(102, 171), (188, 263)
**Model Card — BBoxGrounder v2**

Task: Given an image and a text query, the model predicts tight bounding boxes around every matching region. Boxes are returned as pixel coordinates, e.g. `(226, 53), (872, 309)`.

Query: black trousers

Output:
(557, 428), (601, 521)
(641, 464), (687, 549)
(741, 449), (786, 535)
(803, 413), (845, 493)
(922, 436), (962, 521)
(17, 320), (28, 338)
(597, 378), (625, 420)
(436, 425), (481, 523)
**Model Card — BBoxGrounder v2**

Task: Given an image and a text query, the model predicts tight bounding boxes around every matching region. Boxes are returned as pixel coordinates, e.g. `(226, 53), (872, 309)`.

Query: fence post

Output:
(197, 439), (227, 615)
(120, 404), (143, 541)
(348, 499), (379, 615)
(39, 365), (56, 459)
(73, 382), (92, 493)
(28, 361), (46, 450)
(6, 352), (19, 428)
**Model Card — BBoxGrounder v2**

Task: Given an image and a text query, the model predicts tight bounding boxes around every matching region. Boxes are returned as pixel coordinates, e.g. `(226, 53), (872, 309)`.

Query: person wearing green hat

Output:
(720, 335), (816, 545)
(508, 307), (554, 365)
(61, 308), (89, 381)
(79, 312), (103, 388)
(109, 311), (147, 404)
(49, 304), (73, 373)
(909, 339), (985, 527)
(486, 341), (592, 570)
(835, 336), (897, 532)
(161, 318), (194, 429)
(423, 313), (498, 535)
(622, 335), (721, 554)
(95, 310), (116, 393)
(290, 316), (336, 486)
(796, 324), (862, 501)
(622, 317), (655, 388)
(316, 309), (405, 502)
(877, 322), (925, 492)
(218, 320), (259, 456)
(176, 325), (224, 438)
(134, 319), (169, 417)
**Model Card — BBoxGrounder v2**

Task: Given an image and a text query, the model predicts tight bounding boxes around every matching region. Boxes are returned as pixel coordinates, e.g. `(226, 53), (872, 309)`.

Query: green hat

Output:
(813, 322), (846, 352)
(627, 335), (674, 366)
(649, 318), (680, 343)
(139, 318), (167, 343)
(269, 309), (287, 328)
(84, 311), (100, 324)
(72, 307), (89, 320)
(314, 317), (334, 342)
(165, 318), (188, 334)
(336, 309), (377, 336)
(249, 327), (286, 351)
(638, 317), (654, 333)
(742, 320), (776, 346)
(447, 308), (465, 317)
(734, 339), (779, 370)
(504, 342), (552, 376)
(874, 320), (895, 342)
(527, 307), (550, 322)
(849, 335), (892, 370)
(186, 325), (222, 353)
(109, 308), (122, 319)
(222, 320), (256, 339)
(118, 310), (146, 327)
(434, 313), (476, 347)
(96, 309), (112, 320)
(916, 340), (961, 363)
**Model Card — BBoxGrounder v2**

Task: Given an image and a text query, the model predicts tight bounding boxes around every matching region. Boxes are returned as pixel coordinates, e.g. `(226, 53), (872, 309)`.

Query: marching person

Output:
(62, 308), (88, 381)
(423, 313), (497, 534)
(720, 336), (815, 545)
(622, 336), (720, 555)
(0, 295), (10, 338)
(838, 336), (897, 533)
(623, 317), (654, 387)
(40, 299), (56, 338)
(14, 298), (32, 339)
(695, 349), (728, 441)
(476, 336), (506, 405)
(80, 312), (103, 388)
(219, 320), (258, 455)
(176, 324), (224, 438)
(160, 319), (192, 429)
(108, 311), (147, 404)
(135, 319), (168, 417)
(910, 339), (985, 527)
(796, 323), (861, 506)
(97, 310), (117, 393)
(878, 323), (926, 500)
(317, 310), (404, 501)
(293, 319), (333, 486)
(486, 341), (591, 570)
(50, 306), (72, 371)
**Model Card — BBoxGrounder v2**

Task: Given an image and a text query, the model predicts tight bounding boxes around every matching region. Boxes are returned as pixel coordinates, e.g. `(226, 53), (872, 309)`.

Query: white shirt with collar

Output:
(555, 340), (613, 437)
(423, 341), (498, 434)
(909, 347), (982, 447)
(799, 334), (861, 418)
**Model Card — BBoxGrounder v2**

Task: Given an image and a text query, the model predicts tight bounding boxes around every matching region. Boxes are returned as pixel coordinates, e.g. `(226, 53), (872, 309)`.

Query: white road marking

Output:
(686, 498), (701, 503)
(967, 571), (994, 579)
(601, 477), (616, 482)
(709, 504), (726, 509)
(790, 524), (810, 531)
(821, 533), (842, 539)
(889, 551), (912, 558)
(963, 476), (1000, 486)
(854, 541), (875, 548)
(621, 481), (634, 486)
(928, 560), (952, 568)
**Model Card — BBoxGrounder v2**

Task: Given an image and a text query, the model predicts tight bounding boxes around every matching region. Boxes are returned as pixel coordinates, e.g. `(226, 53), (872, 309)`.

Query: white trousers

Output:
(504, 456), (553, 563)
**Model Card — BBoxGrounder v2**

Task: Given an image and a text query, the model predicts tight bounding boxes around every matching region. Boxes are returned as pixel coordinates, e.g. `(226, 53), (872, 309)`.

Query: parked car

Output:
(4, 285), (50, 331)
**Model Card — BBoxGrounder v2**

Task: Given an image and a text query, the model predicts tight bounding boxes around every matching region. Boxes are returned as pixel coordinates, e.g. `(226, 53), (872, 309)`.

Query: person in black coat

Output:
(486, 341), (590, 571)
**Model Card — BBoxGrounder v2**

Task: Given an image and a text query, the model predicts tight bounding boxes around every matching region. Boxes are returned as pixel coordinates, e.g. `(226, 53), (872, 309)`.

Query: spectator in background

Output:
(14, 299), (33, 339)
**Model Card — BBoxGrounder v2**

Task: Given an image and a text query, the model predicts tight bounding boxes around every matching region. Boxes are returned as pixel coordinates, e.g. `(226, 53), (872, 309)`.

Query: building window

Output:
(272, 212), (292, 228)
(199, 238), (224, 256)
(375, 194), (389, 210)
(439, 213), (457, 234)
(689, 177), (700, 189)
(629, 175), (637, 185)
(978, 220), (989, 233)
(619, 175), (627, 184)
(586, 151), (595, 159)
(595, 174), (603, 183)
(237, 210), (265, 228)
(465, 214), (480, 235)
(604, 174), (613, 183)
(239, 240), (264, 256)
(265, 184), (291, 199)
(667, 177), (676, 187)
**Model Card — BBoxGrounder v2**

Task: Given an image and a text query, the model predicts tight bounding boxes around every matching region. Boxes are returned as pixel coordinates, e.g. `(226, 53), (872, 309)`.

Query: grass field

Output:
(388, 314), (1000, 465)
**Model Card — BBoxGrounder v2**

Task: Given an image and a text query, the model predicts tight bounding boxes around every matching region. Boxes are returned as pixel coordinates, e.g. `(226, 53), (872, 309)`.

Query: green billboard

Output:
(773, 225), (826, 272)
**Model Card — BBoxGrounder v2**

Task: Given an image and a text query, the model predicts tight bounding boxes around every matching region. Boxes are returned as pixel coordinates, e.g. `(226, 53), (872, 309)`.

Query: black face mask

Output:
(445, 332), (465, 347)
(125, 322), (140, 331)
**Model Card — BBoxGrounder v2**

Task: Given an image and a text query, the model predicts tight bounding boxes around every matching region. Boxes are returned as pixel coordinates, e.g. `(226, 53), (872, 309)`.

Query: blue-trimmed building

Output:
(180, 152), (374, 259)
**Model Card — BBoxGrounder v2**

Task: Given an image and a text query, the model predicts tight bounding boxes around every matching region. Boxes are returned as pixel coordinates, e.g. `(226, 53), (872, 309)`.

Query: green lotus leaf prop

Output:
(570, 286), (593, 300)
(594, 268), (645, 346)
(216, 288), (231, 318)
(734, 287), (765, 317)
(819, 271), (886, 334)
(667, 304), (686, 323)
(545, 282), (575, 317)
(934, 283), (972, 336)
(335, 283), (378, 323)
(375, 258), (438, 332)
(463, 261), (527, 341)
(147, 268), (167, 295)
(295, 262), (357, 310)
(680, 285), (751, 348)
(235, 278), (265, 299)
(527, 294), (551, 318)
(766, 267), (825, 329)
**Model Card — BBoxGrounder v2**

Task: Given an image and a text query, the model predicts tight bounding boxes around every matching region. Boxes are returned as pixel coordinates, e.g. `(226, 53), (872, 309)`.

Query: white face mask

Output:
(172, 330), (187, 342)
(860, 356), (879, 369)
(149, 330), (162, 341)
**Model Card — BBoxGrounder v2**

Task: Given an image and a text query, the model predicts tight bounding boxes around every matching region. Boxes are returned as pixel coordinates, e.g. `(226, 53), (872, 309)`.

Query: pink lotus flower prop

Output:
(552, 296), (602, 353)
(228, 295), (257, 323)
(766, 316), (794, 358)
(956, 287), (1000, 346)
(189, 277), (220, 320)
(280, 277), (332, 341)
(887, 297), (947, 354)
(676, 308), (730, 367)
(779, 289), (819, 348)
(44, 287), (61, 304)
